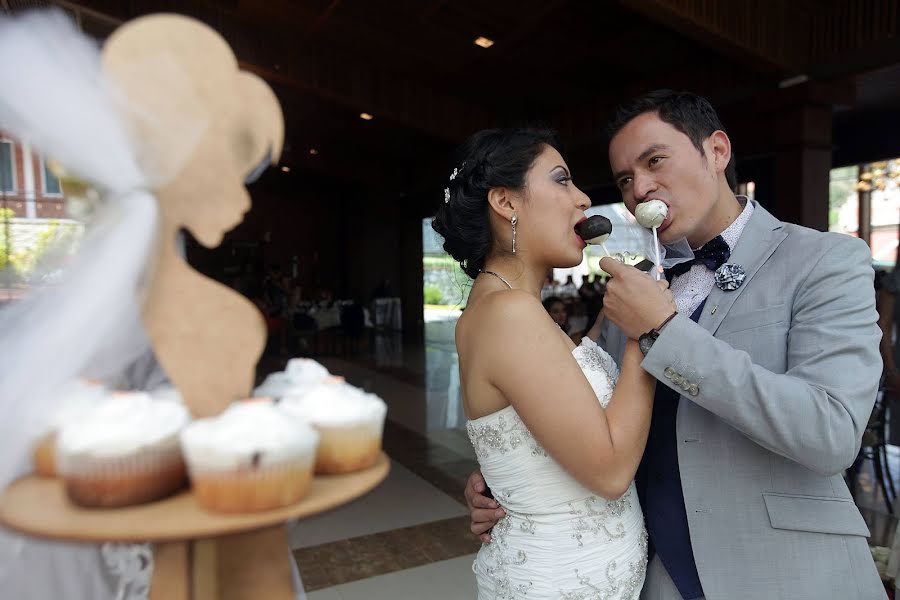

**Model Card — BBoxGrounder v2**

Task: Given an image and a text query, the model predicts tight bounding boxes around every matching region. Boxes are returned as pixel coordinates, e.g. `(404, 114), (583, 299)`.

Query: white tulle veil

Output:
(0, 9), (212, 599)
(0, 9), (209, 490)
(0, 10), (299, 599)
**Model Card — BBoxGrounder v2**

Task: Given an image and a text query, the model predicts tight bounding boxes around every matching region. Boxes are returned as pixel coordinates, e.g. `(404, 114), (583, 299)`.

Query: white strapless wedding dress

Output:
(466, 338), (647, 599)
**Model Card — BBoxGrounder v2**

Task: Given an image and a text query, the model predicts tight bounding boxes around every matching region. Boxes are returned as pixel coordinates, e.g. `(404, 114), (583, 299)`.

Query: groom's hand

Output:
(600, 257), (676, 340)
(464, 469), (505, 543)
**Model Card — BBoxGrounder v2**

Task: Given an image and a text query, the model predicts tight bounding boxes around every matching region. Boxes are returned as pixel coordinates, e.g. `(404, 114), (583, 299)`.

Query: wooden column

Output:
(774, 103), (833, 230)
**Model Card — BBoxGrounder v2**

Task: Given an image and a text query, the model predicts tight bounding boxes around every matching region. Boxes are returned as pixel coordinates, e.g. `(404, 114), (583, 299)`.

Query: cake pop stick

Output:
(635, 200), (668, 279)
(574, 215), (613, 256)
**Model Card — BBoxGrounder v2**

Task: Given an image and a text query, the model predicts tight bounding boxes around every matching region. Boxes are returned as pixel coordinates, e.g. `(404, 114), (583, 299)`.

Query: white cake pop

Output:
(635, 200), (668, 229)
(635, 200), (668, 280)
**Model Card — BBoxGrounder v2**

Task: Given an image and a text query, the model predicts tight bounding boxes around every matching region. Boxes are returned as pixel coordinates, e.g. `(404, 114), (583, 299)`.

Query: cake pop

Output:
(574, 215), (612, 256)
(635, 200), (668, 279)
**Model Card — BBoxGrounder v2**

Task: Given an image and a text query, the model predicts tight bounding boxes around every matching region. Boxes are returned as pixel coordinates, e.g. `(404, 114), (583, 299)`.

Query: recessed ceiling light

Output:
(474, 37), (495, 49)
(360, 112), (374, 121)
(309, 148), (319, 155)
(281, 166), (291, 173)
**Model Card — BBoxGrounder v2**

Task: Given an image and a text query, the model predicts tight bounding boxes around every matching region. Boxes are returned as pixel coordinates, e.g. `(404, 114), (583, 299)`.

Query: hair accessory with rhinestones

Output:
(443, 162), (465, 203)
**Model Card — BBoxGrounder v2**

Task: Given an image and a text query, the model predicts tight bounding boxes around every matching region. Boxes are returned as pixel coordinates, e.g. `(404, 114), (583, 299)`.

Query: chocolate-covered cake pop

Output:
(575, 215), (612, 245)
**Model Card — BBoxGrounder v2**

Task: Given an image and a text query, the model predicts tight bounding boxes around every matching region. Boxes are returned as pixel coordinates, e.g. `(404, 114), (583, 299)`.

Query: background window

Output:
(0, 141), (14, 193)
(42, 159), (61, 195)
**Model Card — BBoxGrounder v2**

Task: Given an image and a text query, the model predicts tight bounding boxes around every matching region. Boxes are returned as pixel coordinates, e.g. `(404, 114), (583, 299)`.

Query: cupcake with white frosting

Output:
(280, 381), (386, 474)
(180, 401), (319, 513)
(56, 391), (190, 507)
(32, 379), (110, 478)
(255, 358), (331, 399)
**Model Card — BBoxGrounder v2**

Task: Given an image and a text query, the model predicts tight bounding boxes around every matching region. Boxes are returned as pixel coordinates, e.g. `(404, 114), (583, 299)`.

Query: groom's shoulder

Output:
(778, 222), (870, 264)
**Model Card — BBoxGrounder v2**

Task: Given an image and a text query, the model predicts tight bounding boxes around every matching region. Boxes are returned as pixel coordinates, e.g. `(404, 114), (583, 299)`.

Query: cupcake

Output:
(56, 392), (189, 508)
(32, 379), (109, 478)
(255, 358), (331, 399)
(280, 381), (386, 474)
(180, 402), (319, 513)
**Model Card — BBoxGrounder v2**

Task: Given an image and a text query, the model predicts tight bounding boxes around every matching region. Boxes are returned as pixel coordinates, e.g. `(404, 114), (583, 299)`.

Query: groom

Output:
(465, 90), (884, 599)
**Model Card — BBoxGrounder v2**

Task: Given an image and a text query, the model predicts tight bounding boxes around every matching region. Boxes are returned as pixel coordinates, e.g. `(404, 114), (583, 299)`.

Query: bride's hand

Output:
(464, 469), (505, 543)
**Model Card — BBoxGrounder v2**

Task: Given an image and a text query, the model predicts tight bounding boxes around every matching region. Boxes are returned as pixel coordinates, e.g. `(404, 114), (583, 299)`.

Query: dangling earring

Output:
(511, 213), (518, 254)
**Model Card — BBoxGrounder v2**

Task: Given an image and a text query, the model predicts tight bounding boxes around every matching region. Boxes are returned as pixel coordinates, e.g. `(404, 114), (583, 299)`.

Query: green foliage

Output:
(423, 255), (471, 307)
(423, 255), (458, 267)
(0, 208), (11, 275)
(829, 166), (857, 228)
(423, 285), (443, 305)
(0, 216), (80, 284)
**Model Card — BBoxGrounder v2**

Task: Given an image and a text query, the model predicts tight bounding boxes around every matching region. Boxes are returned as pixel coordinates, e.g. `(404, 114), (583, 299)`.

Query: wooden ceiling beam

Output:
(308, 0), (342, 34)
(615, 0), (806, 76)
(63, 0), (491, 142)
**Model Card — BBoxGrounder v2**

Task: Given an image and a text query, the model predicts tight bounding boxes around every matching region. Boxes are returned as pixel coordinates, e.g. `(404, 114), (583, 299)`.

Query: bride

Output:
(433, 128), (673, 598)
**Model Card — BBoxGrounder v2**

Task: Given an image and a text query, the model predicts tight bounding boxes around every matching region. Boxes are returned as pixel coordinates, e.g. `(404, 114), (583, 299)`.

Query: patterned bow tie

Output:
(665, 235), (731, 279)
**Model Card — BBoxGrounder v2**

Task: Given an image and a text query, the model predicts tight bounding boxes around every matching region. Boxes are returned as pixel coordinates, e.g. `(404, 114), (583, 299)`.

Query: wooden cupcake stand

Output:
(0, 455), (389, 599)
(0, 13), (391, 600)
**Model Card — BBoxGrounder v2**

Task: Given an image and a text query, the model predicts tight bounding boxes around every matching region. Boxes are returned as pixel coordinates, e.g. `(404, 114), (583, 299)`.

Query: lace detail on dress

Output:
(479, 516), (534, 598)
(568, 488), (635, 547)
(469, 336), (647, 598)
(466, 411), (548, 459)
(572, 339), (618, 408)
(101, 543), (153, 600)
(558, 531), (648, 600)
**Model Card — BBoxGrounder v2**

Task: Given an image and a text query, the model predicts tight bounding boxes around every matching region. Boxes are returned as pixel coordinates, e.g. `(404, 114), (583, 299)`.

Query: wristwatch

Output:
(638, 311), (678, 356)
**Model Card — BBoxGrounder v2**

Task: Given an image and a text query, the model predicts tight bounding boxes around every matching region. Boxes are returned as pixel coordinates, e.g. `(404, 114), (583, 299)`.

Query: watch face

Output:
(639, 334), (654, 355)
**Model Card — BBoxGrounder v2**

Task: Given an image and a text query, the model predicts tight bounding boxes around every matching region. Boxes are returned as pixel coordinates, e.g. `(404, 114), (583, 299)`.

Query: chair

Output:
(849, 390), (896, 514)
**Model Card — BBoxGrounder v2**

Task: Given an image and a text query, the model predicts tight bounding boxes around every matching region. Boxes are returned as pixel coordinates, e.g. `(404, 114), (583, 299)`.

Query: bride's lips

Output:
(574, 217), (587, 246)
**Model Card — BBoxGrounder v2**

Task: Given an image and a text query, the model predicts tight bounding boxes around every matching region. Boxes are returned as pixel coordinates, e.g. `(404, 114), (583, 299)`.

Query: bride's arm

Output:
(479, 291), (655, 499)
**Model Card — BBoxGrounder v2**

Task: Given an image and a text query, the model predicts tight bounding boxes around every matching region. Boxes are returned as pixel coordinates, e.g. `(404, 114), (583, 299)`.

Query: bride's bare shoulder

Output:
(457, 290), (547, 340)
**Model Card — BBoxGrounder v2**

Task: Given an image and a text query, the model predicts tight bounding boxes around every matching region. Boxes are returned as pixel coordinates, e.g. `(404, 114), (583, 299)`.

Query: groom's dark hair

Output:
(605, 90), (737, 190)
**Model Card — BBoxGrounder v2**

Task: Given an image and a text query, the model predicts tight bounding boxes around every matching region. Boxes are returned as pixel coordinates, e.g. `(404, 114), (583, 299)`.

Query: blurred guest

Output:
(263, 262), (287, 317)
(559, 275), (578, 298)
(543, 295), (570, 331)
(543, 295), (584, 344)
(579, 274), (603, 325)
(540, 274), (557, 300)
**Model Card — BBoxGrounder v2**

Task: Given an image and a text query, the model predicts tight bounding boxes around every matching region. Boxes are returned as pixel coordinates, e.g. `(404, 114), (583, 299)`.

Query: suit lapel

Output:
(696, 202), (789, 335)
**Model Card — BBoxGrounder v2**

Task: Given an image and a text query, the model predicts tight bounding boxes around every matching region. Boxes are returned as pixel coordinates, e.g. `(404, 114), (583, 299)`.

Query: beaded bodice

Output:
(466, 338), (647, 599)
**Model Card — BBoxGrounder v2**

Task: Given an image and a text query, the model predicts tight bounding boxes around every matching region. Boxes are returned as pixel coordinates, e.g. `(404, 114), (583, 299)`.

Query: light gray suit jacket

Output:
(601, 201), (884, 599)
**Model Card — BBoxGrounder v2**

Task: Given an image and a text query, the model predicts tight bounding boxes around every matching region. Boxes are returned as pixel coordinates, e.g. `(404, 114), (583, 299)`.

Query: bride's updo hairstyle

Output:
(432, 127), (558, 279)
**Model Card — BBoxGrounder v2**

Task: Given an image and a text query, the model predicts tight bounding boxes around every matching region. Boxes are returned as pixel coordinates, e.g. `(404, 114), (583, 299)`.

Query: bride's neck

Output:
(480, 255), (546, 299)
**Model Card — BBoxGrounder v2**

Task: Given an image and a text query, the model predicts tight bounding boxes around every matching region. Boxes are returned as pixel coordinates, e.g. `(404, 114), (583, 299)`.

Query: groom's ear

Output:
(706, 130), (732, 175)
(487, 187), (516, 220)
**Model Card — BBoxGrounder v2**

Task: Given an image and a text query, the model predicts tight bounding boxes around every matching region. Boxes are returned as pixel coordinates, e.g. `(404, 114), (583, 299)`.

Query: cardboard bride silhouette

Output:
(103, 14), (284, 417)
(0, 12), (292, 600)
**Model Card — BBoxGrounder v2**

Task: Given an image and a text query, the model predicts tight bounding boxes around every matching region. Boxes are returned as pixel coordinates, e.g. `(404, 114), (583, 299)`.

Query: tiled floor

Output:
(288, 460), (466, 549)
(276, 316), (900, 598)
(295, 517), (479, 592)
(306, 554), (478, 600)
(289, 420), (480, 593)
